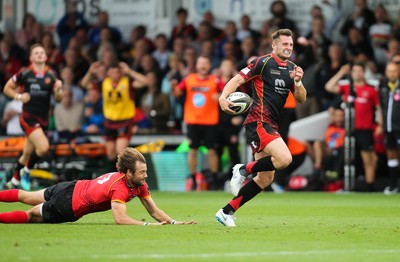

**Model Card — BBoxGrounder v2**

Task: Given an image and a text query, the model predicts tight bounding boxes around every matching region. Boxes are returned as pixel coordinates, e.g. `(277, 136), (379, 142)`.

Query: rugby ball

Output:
(227, 92), (251, 115)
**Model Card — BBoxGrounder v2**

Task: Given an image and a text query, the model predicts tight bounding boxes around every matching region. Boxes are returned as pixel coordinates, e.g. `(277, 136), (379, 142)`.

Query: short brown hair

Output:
(271, 29), (293, 40)
(29, 43), (45, 55)
(116, 148), (146, 174)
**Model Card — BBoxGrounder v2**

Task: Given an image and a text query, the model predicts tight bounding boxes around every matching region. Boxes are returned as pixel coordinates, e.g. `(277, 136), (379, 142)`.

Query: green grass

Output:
(1, 192), (400, 262)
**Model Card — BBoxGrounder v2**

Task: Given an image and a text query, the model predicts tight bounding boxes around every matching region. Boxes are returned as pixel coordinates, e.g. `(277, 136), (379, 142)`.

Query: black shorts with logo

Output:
(42, 181), (79, 223)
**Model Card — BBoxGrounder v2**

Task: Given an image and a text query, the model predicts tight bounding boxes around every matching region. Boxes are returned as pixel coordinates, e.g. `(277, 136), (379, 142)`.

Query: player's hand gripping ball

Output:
(227, 92), (252, 115)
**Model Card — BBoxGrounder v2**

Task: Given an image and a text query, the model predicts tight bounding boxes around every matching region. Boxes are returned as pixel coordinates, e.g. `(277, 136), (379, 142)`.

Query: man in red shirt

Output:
(0, 148), (197, 225)
(325, 62), (382, 191)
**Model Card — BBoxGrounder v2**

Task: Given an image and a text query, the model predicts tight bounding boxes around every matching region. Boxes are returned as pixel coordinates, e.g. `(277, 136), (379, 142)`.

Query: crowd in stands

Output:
(1, 0), (400, 191)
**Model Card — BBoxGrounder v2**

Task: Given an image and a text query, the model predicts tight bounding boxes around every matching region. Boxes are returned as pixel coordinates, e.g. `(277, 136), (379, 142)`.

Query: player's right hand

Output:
(219, 96), (236, 115)
(20, 93), (31, 103)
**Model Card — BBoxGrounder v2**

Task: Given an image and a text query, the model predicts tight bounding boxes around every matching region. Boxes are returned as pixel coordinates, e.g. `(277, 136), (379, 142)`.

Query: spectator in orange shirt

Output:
(173, 56), (220, 190)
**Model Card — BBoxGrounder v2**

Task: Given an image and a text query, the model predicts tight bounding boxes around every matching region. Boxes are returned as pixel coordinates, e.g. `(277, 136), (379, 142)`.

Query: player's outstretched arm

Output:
(140, 197), (197, 225)
(111, 201), (166, 225)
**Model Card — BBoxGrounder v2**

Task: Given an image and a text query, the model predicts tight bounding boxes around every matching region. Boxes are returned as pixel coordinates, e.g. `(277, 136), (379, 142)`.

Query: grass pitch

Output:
(1, 191), (399, 262)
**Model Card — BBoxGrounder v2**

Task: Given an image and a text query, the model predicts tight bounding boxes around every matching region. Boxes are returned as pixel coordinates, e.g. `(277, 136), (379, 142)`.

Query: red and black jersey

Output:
(239, 53), (296, 129)
(72, 172), (150, 218)
(12, 65), (58, 124)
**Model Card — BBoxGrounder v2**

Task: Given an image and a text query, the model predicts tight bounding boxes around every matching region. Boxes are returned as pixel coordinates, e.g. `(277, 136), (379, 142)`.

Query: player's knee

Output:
(275, 154), (292, 170)
(36, 144), (49, 157)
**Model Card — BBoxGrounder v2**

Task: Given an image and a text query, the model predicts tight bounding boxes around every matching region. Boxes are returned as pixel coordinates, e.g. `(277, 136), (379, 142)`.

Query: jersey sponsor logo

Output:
(274, 78), (289, 95)
(270, 69), (281, 75)
(275, 79), (285, 87)
(241, 67), (250, 75)
(192, 86), (210, 92)
(193, 93), (206, 107)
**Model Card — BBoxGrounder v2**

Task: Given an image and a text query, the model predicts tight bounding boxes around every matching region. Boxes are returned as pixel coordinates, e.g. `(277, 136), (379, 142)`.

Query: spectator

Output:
(82, 87), (104, 136)
(267, 0), (297, 32)
(88, 10), (122, 46)
(193, 21), (214, 53)
(171, 37), (186, 60)
(140, 71), (171, 134)
(236, 14), (260, 43)
(60, 67), (84, 103)
(53, 87), (84, 143)
(308, 1), (341, 39)
(199, 39), (220, 70)
(63, 48), (89, 85)
(201, 11), (224, 41)
(0, 37), (23, 88)
(311, 107), (346, 178)
(172, 56), (220, 190)
(170, 7), (197, 45)
(27, 22), (44, 50)
(369, 4), (392, 70)
(161, 54), (184, 133)
(325, 62), (382, 191)
(340, 0), (376, 43)
(317, 43), (346, 110)
(181, 46), (197, 77)
(41, 32), (64, 73)
(87, 27), (117, 63)
(14, 13), (36, 51)
(343, 26), (374, 64)
(385, 39), (400, 65)
(1, 90), (23, 136)
(305, 16), (332, 62)
(152, 33), (171, 74)
(56, 2), (88, 53)
(236, 36), (257, 71)
(217, 20), (241, 60)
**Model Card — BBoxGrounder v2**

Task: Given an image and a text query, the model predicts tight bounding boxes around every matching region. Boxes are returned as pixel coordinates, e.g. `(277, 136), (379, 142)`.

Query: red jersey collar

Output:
(29, 64), (49, 76)
(271, 53), (288, 67)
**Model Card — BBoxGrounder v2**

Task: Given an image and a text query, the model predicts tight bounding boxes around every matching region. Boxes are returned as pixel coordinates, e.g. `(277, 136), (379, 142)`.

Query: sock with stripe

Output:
(222, 179), (262, 214)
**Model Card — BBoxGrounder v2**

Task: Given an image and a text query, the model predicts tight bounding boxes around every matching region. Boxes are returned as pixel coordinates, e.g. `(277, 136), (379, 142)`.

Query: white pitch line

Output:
(16, 249), (400, 261)
(98, 249), (400, 260)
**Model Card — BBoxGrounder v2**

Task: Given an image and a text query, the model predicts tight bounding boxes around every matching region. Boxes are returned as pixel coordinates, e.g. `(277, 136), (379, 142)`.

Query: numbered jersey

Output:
(12, 65), (57, 124)
(71, 172), (150, 218)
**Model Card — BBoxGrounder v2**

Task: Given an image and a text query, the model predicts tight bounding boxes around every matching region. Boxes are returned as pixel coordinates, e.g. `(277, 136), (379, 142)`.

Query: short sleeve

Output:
(238, 56), (266, 82)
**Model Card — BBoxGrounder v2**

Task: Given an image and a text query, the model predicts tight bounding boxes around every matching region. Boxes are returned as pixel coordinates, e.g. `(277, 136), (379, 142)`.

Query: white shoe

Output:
(230, 164), (246, 196)
(383, 186), (398, 195)
(215, 209), (236, 227)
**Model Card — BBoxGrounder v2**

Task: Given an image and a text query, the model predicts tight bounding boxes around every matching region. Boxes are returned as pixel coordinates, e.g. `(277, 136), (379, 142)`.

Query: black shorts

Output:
(42, 181), (78, 223)
(187, 124), (217, 149)
(104, 119), (133, 141)
(384, 131), (400, 150)
(19, 115), (48, 137)
(354, 130), (374, 151)
(245, 122), (281, 154)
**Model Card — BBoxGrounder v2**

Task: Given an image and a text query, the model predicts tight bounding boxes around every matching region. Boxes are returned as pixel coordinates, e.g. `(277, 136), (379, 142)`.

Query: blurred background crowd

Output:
(1, 0), (400, 191)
